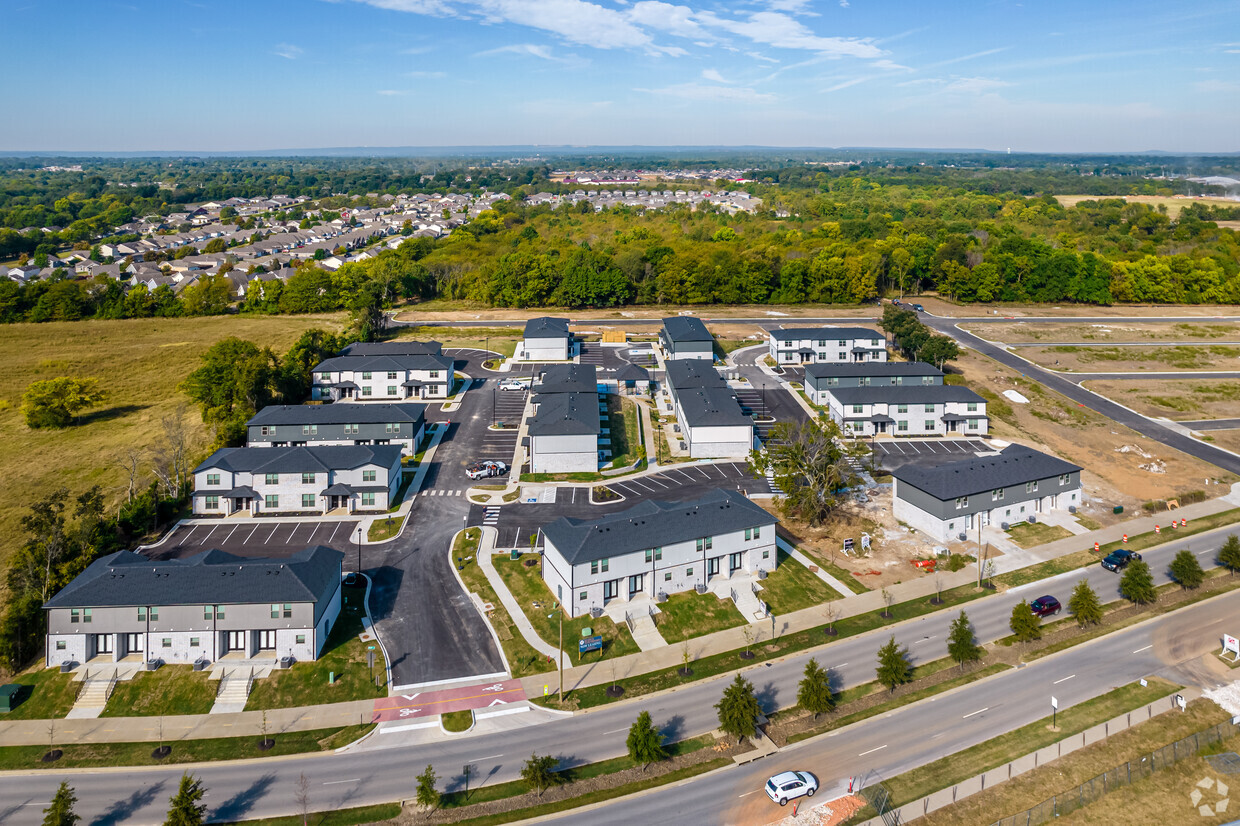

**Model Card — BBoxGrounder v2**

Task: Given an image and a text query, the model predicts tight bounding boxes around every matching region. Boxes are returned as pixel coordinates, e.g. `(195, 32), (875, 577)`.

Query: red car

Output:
(1030, 596), (1061, 618)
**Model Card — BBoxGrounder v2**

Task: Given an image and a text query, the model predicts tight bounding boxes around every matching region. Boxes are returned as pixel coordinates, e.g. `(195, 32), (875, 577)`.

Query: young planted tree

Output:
(1170, 549), (1205, 590)
(947, 611), (982, 671)
(294, 773), (310, 826)
(875, 635), (913, 692)
(415, 764), (440, 815)
(164, 774), (208, 826)
(1220, 534), (1240, 576)
(797, 658), (834, 720)
(1120, 559), (1157, 604)
(42, 781), (79, 826)
(715, 673), (763, 745)
(1009, 601), (1042, 643)
(881, 588), (894, 618)
(1068, 579), (1103, 627)
(626, 710), (668, 771)
(520, 753), (562, 797)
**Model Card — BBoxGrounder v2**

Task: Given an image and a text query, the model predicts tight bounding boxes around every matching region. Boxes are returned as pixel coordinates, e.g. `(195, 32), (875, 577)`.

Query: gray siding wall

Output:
(666, 340), (714, 360)
(530, 433), (597, 473)
(248, 421), (424, 455)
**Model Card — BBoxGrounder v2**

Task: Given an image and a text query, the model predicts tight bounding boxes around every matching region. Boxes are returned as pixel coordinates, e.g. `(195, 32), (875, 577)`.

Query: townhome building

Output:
(338, 340), (443, 357)
(246, 402), (426, 455)
(659, 317), (715, 361)
(823, 385), (989, 438)
(192, 444), (403, 516)
(540, 489), (778, 618)
(311, 351), (455, 402)
(44, 546), (343, 667)
(768, 327), (888, 365)
(891, 444), (1084, 543)
(526, 364), (600, 472)
(520, 317), (573, 361)
(805, 362), (943, 405)
(663, 360), (753, 458)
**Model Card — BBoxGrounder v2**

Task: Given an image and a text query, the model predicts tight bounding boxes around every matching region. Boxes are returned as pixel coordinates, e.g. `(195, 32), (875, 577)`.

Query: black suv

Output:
(1101, 549), (1142, 572)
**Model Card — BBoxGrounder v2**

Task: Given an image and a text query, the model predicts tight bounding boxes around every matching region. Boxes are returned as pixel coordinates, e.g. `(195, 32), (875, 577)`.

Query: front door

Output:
(124, 633), (143, 656)
(603, 580), (619, 602)
(225, 630), (246, 654)
(707, 557), (720, 578)
(258, 630), (276, 651)
(94, 634), (113, 656)
(628, 574), (644, 598)
(729, 553), (743, 574)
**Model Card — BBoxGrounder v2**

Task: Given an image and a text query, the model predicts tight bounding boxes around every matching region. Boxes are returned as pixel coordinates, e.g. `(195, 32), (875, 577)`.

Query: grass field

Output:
(654, 589), (748, 643)
(223, 804), (402, 826)
(101, 666), (215, 717)
(964, 321), (1240, 345)
(2, 668), (79, 720)
(756, 550), (841, 614)
(387, 325), (522, 358)
(1022, 344), (1240, 372)
(1052, 194), (1240, 218)
(0, 314), (349, 570)
(605, 394), (642, 468)
(1005, 521), (1073, 548)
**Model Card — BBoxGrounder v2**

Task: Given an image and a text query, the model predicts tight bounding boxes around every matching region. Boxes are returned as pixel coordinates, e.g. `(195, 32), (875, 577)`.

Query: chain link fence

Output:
(989, 719), (1240, 826)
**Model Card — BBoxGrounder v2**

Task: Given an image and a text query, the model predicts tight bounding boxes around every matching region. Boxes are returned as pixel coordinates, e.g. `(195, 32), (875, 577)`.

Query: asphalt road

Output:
(1180, 419), (1240, 431)
(7, 524), (1239, 825)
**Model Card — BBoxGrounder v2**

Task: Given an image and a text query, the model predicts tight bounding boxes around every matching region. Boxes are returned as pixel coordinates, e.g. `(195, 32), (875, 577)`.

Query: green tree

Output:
(202, 237), (227, 254)
(796, 658), (834, 719)
(21, 377), (105, 428)
(1120, 559), (1157, 604)
(917, 334), (961, 368)
(42, 781), (79, 826)
(625, 710), (668, 770)
(1067, 579), (1103, 627)
(947, 611), (982, 670)
(1220, 534), (1240, 576)
(715, 673), (762, 744)
(748, 417), (867, 526)
(1009, 601), (1042, 643)
(875, 635), (912, 692)
(1169, 549), (1205, 590)
(180, 337), (280, 446)
(520, 753), (562, 797)
(164, 774), (207, 826)
(414, 764), (440, 815)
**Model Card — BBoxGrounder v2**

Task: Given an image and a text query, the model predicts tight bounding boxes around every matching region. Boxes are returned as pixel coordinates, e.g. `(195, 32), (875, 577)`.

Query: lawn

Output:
(453, 529), (553, 678)
(101, 666), (215, 717)
(995, 549), (1101, 588)
(757, 550), (841, 615)
(223, 804), (402, 826)
(367, 513), (405, 542)
(442, 709), (473, 732)
(1005, 521), (1073, 548)
(605, 394), (643, 468)
(1098, 508), (1240, 554)
(1, 667), (78, 720)
(492, 556), (640, 665)
(652, 589), (747, 644)
(391, 326), (522, 358)
(0, 313), (349, 569)
(246, 584), (387, 710)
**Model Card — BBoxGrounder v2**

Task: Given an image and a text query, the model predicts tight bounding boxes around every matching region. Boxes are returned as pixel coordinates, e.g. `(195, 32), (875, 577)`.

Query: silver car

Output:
(764, 770), (819, 806)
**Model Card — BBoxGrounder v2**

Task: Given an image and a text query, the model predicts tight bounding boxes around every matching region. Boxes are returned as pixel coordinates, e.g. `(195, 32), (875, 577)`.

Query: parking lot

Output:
(144, 518), (361, 561)
(479, 378), (526, 465)
(604, 460), (769, 498)
(619, 344), (659, 369)
(733, 382), (807, 445)
(870, 438), (993, 471)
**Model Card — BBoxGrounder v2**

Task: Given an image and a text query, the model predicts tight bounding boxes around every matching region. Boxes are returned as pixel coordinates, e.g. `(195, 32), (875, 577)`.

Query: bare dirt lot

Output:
(1053, 194), (1240, 218)
(1081, 379), (1240, 420)
(963, 321), (1240, 344)
(1017, 344), (1240, 372)
(1199, 429), (1240, 455)
(951, 348), (1233, 507)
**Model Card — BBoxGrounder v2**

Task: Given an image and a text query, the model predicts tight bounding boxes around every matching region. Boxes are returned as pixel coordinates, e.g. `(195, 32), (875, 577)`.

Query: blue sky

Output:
(3, 0), (1238, 153)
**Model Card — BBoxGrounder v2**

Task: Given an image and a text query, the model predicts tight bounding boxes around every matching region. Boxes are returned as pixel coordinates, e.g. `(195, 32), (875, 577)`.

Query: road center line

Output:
(962, 707), (989, 718)
(603, 728), (627, 735)
(469, 754), (503, 762)
(858, 745), (887, 757)
(1132, 644), (1153, 654)
(322, 779), (359, 786)
(1053, 675), (1075, 684)
(737, 790), (761, 798)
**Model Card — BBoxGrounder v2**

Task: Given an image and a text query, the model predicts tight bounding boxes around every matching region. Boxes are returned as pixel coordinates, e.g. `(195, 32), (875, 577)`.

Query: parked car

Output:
(465, 460), (508, 480)
(891, 299), (902, 306)
(498, 379), (526, 391)
(911, 303), (925, 312)
(765, 770), (819, 806)
(1030, 595), (1061, 617)
(1101, 549), (1142, 572)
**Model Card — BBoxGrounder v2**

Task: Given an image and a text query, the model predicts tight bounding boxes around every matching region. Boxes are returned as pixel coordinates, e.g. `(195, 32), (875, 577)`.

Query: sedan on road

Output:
(764, 770), (818, 806)
(1030, 595), (1061, 617)
(1101, 549), (1143, 572)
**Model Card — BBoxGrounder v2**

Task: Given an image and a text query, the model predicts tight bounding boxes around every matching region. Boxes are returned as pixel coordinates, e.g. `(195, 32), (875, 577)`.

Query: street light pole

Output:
(355, 526), (362, 575)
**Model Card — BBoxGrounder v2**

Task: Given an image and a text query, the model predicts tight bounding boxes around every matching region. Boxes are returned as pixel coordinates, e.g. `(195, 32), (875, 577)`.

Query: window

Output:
(317, 372), (331, 382)
(956, 496), (968, 509)
(362, 386), (373, 397)
(838, 352), (847, 360)
(264, 473), (279, 485)
(591, 560), (598, 574)
(664, 572), (672, 581)
(429, 370), (440, 378)
(345, 424), (359, 435)
(363, 470), (377, 482)
(70, 609), (79, 623)
(260, 426), (276, 437)
(601, 558), (609, 573)
(897, 404), (908, 414)
(898, 420), (908, 432)
(300, 472), (314, 485)
(204, 605), (225, 620)
(362, 371), (372, 380)
(696, 537), (713, 552)
(924, 420), (935, 430)
(745, 526), (761, 541)
(386, 422), (401, 433)
(968, 418), (979, 430)
(270, 604), (283, 619)
(892, 377), (900, 385)
(295, 634), (305, 645)
(265, 494), (279, 509)
(1026, 480), (1039, 493)
(137, 606), (159, 621)
(206, 473), (220, 486)
(923, 376), (935, 385)
(387, 371), (398, 380)
(301, 494), (314, 508)
(387, 386), (397, 396)
(162, 638), (172, 648)
(83, 608), (91, 623)
(967, 402), (979, 412)
(686, 567), (693, 576)
(580, 591), (588, 601)
(360, 492), (375, 506)
(1059, 473), (1071, 485)
(56, 640), (66, 650)
(190, 637), (200, 647)
(852, 404), (864, 414)
(302, 424), (318, 436)
(925, 404), (935, 413)
(991, 488), (1004, 501)
(204, 495), (219, 510)
(762, 550), (770, 559)
(283, 604), (292, 617)
(817, 339), (827, 347)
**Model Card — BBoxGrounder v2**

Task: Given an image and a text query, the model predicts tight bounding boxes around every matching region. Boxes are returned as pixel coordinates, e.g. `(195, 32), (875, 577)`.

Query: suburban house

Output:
(823, 385), (989, 438)
(663, 360), (753, 458)
(192, 445), (404, 516)
(659, 316), (715, 361)
(891, 444), (1084, 542)
(44, 546), (343, 667)
(540, 489), (778, 618)
(527, 364), (600, 473)
(805, 362), (944, 405)
(310, 351), (455, 402)
(520, 317), (573, 361)
(768, 327), (888, 365)
(246, 402), (426, 455)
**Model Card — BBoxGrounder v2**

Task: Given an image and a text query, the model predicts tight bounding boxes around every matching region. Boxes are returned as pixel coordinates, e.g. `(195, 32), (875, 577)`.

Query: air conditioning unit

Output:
(1069, 505), (1077, 513)
(958, 532), (967, 542)
(193, 658), (210, 672)
(1001, 521), (1009, 531)
(145, 658), (163, 672)
(279, 655), (295, 669)
(1027, 515), (1036, 524)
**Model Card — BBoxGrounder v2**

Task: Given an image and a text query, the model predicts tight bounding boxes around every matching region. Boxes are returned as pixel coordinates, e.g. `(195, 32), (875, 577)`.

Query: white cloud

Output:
(701, 68), (729, 83)
(941, 76), (1008, 94)
(638, 82), (776, 103)
(697, 10), (882, 57)
(869, 58), (909, 71)
(273, 43), (303, 59)
(747, 50), (779, 63)
(922, 47), (1007, 69)
(628, 1), (705, 39)
(477, 0), (653, 49)
(476, 42), (561, 60)
(401, 45), (434, 54)
(766, 0), (816, 12)
(376, 89), (407, 95)
(839, 0), (849, 7)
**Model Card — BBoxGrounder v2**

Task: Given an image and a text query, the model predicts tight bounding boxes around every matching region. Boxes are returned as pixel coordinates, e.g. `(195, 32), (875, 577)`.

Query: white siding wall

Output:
(522, 337), (571, 361)
(530, 433), (597, 473)
(686, 424), (754, 459)
(894, 481), (1084, 544)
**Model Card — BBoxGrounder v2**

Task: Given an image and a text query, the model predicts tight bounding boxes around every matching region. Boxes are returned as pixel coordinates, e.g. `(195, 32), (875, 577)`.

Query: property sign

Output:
(843, 538), (855, 554)
(1224, 634), (1240, 661)
(578, 635), (603, 654)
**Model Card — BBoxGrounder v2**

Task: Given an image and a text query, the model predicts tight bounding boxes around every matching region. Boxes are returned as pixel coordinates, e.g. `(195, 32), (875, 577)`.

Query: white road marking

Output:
(469, 753), (504, 762)
(962, 707), (989, 719)
(1053, 675), (1075, 684)
(265, 525), (280, 543)
(603, 728), (627, 735)
(322, 778), (359, 785)
(1132, 644), (1153, 654)
(858, 745), (887, 757)
(833, 662), (848, 668)
(327, 522), (343, 543)
(243, 525), (259, 544)
(1197, 550), (1213, 556)
(222, 526), (239, 544)
(914, 635), (937, 645)
(737, 790), (762, 798)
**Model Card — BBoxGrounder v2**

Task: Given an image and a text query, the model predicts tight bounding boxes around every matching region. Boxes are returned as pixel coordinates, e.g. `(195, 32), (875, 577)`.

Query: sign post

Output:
(1223, 634), (1240, 663)
(367, 646), (375, 681)
(1051, 695), (1059, 730)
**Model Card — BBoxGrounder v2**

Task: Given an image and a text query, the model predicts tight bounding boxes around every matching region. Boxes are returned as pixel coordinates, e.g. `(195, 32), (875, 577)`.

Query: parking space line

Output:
(327, 522), (343, 544)
(243, 525), (259, 544)
(222, 525), (239, 545)
(265, 524), (281, 544)
(201, 525), (219, 545)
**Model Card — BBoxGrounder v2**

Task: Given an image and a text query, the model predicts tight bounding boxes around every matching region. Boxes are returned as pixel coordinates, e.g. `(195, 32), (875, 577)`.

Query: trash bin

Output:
(510, 549), (520, 561)
(1113, 505), (1124, 514)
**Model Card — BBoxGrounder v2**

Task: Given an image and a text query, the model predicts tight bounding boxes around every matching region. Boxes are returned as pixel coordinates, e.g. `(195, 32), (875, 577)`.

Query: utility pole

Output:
(559, 610), (563, 700)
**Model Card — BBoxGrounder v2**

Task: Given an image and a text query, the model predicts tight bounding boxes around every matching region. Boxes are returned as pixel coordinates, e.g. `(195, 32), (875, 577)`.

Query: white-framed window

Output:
(362, 386), (373, 397)
(664, 572), (672, 581)
(317, 372), (331, 382)
(387, 386), (397, 396)
(265, 494), (279, 509)
(387, 371), (398, 380)
(967, 402), (979, 412)
(361, 492), (376, 506)
(696, 537), (713, 552)
(745, 526), (761, 541)
(301, 472), (315, 484)
(968, 418), (979, 430)
(924, 419), (935, 430)
(265, 472), (279, 485)
(162, 638), (172, 648)
(956, 496), (968, 509)
(429, 370), (440, 378)
(762, 550), (770, 559)
(897, 404), (908, 413)
(580, 591), (588, 600)
(386, 423), (401, 433)
(363, 470), (377, 482)
(1026, 480), (1039, 493)
(190, 637), (200, 647)
(260, 426), (276, 436)
(345, 424), (359, 435)
(362, 371), (372, 380)
(1059, 473), (1071, 485)
(303, 424), (318, 436)
(295, 634), (305, 645)
(82, 608), (92, 623)
(206, 473), (220, 486)
(56, 640), (66, 650)
(301, 494), (315, 508)
(204, 495), (220, 510)
(924, 404), (935, 413)
(644, 547), (663, 562)
(852, 404), (864, 414)
(70, 609), (79, 623)
(898, 420), (909, 432)
(992, 488), (1004, 501)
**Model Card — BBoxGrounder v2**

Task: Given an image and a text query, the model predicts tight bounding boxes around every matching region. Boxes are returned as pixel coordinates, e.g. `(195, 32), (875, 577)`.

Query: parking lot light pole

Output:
(355, 526), (362, 574)
(549, 611), (563, 700)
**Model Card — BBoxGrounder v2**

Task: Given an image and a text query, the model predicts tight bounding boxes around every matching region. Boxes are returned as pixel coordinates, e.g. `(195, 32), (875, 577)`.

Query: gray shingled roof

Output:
(312, 353), (454, 374)
(44, 546), (343, 609)
(826, 385), (986, 405)
(806, 362), (942, 380)
(193, 444), (403, 474)
(664, 359), (727, 391)
(661, 316), (713, 343)
(542, 489), (775, 566)
(769, 326), (882, 342)
(677, 387), (752, 428)
(339, 340), (442, 356)
(535, 364), (598, 394)
(892, 444), (1081, 500)
(248, 402), (426, 427)
(524, 316), (571, 339)
(528, 392), (601, 436)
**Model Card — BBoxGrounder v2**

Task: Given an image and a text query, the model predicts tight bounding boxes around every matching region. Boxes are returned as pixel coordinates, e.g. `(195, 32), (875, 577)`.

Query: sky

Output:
(3, 0), (1238, 154)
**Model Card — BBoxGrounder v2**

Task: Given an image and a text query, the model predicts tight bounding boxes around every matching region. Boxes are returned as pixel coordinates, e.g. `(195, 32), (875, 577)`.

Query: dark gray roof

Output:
(769, 326), (882, 342)
(528, 392), (601, 436)
(826, 385), (986, 405)
(677, 387), (752, 428)
(664, 359), (727, 392)
(312, 353), (454, 374)
(892, 444), (1082, 500)
(248, 402), (426, 428)
(193, 444), (403, 474)
(536, 364), (598, 394)
(44, 546), (343, 610)
(661, 316), (713, 343)
(524, 316), (571, 339)
(542, 489), (775, 566)
(340, 340), (442, 357)
(614, 363), (651, 382)
(806, 362), (942, 381)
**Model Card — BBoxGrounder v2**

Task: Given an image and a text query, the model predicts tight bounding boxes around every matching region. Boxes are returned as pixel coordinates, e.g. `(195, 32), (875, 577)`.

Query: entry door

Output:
(729, 553), (743, 574)
(95, 634), (113, 655)
(258, 630), (276, 651)
(226, 631), (246, 653)
(124, 633), (143, 655)
(603, 580), (619, 601)
(707, 557), (720, 577)
(628, 574), (644, 598)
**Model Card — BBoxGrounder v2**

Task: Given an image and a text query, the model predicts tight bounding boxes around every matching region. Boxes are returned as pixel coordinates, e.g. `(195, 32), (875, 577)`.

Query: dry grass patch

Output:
(965, 321), (1240, 344)
(1020, 344), (1240, 373)
(1082, 379), (1240, 420)
(1052, 194), (1240, 218)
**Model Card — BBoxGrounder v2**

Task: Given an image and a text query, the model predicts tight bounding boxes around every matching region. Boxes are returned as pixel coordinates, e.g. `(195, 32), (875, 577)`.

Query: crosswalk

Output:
(482, 506), (501, 526)
(420, 489), (466, 497)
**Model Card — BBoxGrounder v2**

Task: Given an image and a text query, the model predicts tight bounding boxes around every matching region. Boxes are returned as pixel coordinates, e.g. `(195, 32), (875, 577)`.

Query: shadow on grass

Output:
(79, 404), (149, 425)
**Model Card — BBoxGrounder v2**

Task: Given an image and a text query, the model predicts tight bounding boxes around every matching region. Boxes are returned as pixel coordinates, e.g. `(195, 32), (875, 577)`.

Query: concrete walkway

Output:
(475, 527), (561, 660)
(777, 535), (853, 596)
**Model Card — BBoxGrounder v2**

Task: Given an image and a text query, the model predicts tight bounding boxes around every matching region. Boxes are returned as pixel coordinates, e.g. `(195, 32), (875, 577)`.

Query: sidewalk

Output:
(476, 527), (560, 660)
